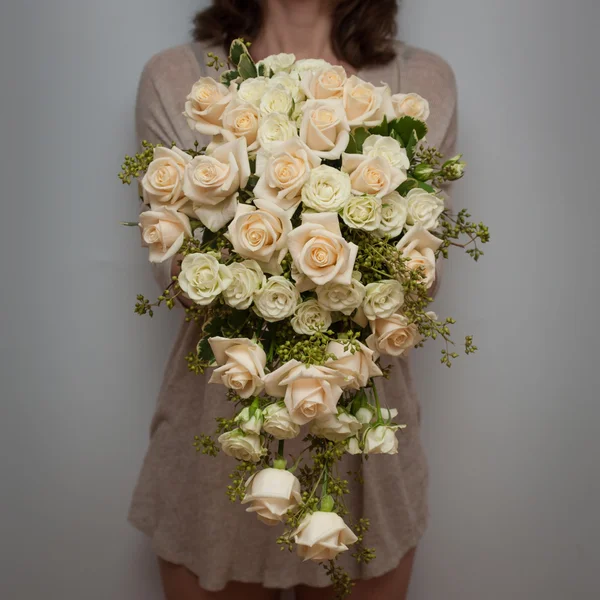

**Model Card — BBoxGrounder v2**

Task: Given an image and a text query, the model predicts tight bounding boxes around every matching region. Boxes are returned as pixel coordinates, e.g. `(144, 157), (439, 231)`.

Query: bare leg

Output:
(158, 558), (281, 600)
(295, 547), (417, 600)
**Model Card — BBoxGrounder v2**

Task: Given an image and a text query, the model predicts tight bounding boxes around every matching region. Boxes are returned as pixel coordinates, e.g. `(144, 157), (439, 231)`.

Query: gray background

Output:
(1, 0), (599, 598)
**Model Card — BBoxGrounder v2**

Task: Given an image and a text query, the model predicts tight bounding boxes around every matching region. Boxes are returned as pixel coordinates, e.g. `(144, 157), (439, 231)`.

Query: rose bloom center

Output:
(152, 165), (177, 187)
(312, 109), (336, 129)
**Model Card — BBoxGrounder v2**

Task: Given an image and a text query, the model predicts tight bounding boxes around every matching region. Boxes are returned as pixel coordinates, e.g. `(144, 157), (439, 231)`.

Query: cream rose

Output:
(236, 77), (269, 107)
(217, 429), (265, 462)
(257, 52), (296, 75)
(325, 340), (382, 390)
(376, 191), (409, 239)
(242, 468), (302, 525)
(141, 146), (191, 208)
(294, 511), (358, 561)
(396, 224), (443, 290)
(299, 99), (350, 160)
(301, 65), (347, 100)
(254, 139), (320, 215)
(263, 360), (345, 425)
(287, 212), (358, 290)
(391, 92), (430, 121)
(342, 153), (406, 198)
(355, 406), (375, 425)
(184, 77), (232, 136)
(234, 406), (264, 435)
(178, 253), (232, 305)
(139, 207), (192, 263)
(259, 85), (294, 117)
(366, 313), (422, 358)
(346, 437), (362, 455)
(341, 194), (382, 231)
(405, 188), (445, 230)
(183, 137), (250, 231)
(227, 199), (291, 274)
(221, 99), (260, 151)
(362, 135), (410, 172)
(364, 425), (400, 455)
(208, 337), (267, 399)
(253, 276), (300, 322)
(309, 410), (362, 442)
(256, 113), (299, 154)
(342, 76), (394, 128)
(291, 299), (332, 335)
(315, 274), (366, 316)
(291, 58), (332, 77)
(262, 403), (301, 440)
(363, 280), (405, 320)
(222, 260), (266, 310)
(269, 72), (305, 104)
(301, 165), (351, 212)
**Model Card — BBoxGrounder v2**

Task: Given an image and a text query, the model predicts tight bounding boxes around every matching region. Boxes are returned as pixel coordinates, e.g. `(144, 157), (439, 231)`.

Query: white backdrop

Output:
(1, 1), (599, 599)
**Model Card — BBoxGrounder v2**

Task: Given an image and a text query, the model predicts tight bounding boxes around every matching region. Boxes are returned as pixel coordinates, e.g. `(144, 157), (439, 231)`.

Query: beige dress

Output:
(128, 39), (458, 591)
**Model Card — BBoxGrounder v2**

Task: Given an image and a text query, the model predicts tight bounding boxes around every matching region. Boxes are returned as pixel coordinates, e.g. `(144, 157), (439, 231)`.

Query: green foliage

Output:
(238, 53), (258, 79)
(228, 39), (250, 67)
(438, 208), (491, 262)
(193, 434), (219, 456)
(389, 116), (428, 146)
(220, 69), (239, 85)
(345, 127), (370, 154)
(118, 141), (156, 185)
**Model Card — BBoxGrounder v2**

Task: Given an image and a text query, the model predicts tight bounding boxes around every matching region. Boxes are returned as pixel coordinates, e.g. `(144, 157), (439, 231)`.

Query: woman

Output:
(128, 1), (457, 598)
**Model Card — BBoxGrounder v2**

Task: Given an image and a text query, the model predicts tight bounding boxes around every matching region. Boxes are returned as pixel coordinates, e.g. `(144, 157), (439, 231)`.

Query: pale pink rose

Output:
(342, 153), (406, 198)
(221, 98), (260, 151)
(139, 206), (191, 263)
(395, 224), (443, 289)
(294, 512), (358, 561)
(299, 99), (350, 160)
(325, 340), (382, 390)
(366, 313), (422, 359)
(342, 75), (394, 128)
(184, 77), (232, 136)
(391, 92), (430, 121)
(301, 65), (347, 100)
(141, 146), (192, 209)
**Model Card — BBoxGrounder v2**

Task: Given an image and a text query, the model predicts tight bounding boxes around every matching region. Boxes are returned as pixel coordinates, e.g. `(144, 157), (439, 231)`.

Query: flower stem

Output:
(278, 439), (285, 458)
(371, 378), (383, 422)
(321, 468), (329, 499)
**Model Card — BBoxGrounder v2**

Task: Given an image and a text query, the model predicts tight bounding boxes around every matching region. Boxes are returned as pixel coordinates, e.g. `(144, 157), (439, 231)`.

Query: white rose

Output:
(316, 274), (366, 315)
(376, 191), (408, 239)
(262, 403), (301, 439)
(342, 153), (406, 198)
(221, 99), (260, 151)
(184, 77), (232, 136)
(301, 165), (351, 212)
(269, 72), (305, 104)
(178, 253), (232, 305)
(222, 260), (266, 310)
(183, 137), (251, 231)
(264, 360), (345, 425)
(259, 85), (294, 117)
(236, 77), (269, 107)
(208, 337), (267, 398)
(396, 224), (443, 290)
(310, 410), (361, 442)
(363, 280), (405, 320)
(301, 65), (347, 100)
(325, 340), (382, 390)
(380, 407), (399, 422)
(366, 313), (422, 359)
(405, 188), (445, 230)
(291, 299), (332, 335)
(141, 146), (191, 208)
(341, 194), (382, 231)
(139, 207), (192, 263)
(355, 406), (375, 425)
(256, 113), (299, 154)
(294, 511), (358, 561)
(291, 58), (332, 77)
(346, 437), (362, 455)
(364, 425), (400, 455)
(227, 199), (292, 274)
(254, 138), (320, 216)
(253, 276), (300, 322)
(234, 406), (264, 435)
(362, 135), (410, 172)
(242, 468), (302, 525)
(217, 429), (265, 462)
(287, 212), (358, 290)
(299, 99), (350, 160)
(257, 52), (296, 75)
(342, 76), (394, 128)
(391, 92), (430, 121)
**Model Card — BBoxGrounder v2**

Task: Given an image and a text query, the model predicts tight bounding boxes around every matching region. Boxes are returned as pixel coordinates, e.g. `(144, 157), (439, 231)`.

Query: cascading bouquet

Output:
(120, 39), (489, 596)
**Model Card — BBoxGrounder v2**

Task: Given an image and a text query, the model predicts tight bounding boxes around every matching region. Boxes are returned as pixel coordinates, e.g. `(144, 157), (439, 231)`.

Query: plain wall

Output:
(1, 1), (599, 599)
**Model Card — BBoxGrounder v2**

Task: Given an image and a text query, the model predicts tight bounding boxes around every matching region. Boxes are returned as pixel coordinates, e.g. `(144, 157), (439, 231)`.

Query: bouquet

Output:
(120, 39), (489, 596)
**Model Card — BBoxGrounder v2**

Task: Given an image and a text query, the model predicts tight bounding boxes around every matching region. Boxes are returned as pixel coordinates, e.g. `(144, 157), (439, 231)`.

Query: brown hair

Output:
(192, 0), (399, 71)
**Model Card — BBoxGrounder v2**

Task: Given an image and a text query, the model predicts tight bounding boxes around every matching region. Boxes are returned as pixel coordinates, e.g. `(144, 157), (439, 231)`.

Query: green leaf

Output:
(346, 127), (370, 154)
(389, 117), (428, 146)
(238, 53), (258, 79)
(417, 182), (436, 193)
(405, 130), (420, 159)
(229, 39), (249, 67)
(398, 178), (418, 196)
(368, 115), (389, 137)
(257, 62), (267, 77)
(197, 337), (214, 362)
(220, 69), (239, 86)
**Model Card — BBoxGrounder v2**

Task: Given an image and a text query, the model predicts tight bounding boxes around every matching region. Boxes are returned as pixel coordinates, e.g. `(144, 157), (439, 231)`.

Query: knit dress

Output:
(128, 38), (458, 591)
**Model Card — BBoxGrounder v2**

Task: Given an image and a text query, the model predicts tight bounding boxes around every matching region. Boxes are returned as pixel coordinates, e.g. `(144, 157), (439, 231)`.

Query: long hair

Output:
(192, 0), (399, 70)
